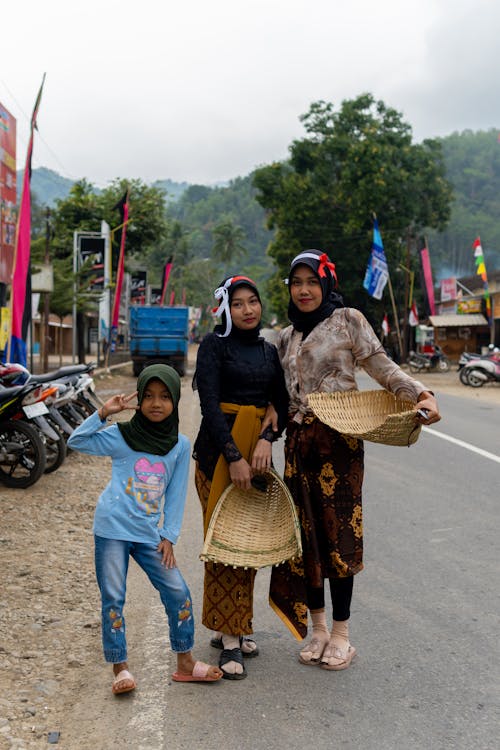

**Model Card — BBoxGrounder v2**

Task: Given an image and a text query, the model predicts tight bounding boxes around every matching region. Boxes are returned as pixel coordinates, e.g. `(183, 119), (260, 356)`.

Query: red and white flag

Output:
(381, 314), (390, 337)
(409, 301), (419, 327)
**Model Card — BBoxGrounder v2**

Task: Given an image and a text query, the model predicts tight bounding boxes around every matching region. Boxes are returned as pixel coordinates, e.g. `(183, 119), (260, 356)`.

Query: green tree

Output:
(253, 95), (453, 323)
(45, 178), (169, 313)
(427, 129), (500, 277)
(211, 219), (247, 265)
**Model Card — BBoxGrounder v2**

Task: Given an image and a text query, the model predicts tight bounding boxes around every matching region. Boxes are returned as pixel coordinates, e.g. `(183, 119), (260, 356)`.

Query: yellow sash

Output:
(204, 402), (266, 535)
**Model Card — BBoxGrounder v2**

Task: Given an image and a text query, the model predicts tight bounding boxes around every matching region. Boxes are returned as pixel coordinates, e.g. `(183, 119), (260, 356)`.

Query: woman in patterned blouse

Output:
(268, 249), (440, 671)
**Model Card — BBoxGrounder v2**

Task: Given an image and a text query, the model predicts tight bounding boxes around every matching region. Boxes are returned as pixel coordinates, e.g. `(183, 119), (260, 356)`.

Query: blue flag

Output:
(363, 219), (389, 300)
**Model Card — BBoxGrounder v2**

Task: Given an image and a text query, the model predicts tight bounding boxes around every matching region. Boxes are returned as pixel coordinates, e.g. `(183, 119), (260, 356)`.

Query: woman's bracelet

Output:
(99, 406), (107, 421)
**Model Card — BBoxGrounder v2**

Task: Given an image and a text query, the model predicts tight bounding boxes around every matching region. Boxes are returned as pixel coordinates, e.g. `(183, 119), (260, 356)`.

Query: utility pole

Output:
(401, 227), (412, 361)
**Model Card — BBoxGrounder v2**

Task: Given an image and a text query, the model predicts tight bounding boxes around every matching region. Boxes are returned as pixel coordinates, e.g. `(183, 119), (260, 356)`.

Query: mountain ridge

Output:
(16, 167), (191, 206)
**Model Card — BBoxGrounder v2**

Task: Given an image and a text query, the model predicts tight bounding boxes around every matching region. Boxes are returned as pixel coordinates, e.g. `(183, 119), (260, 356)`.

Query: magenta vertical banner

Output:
(420, 247), (436, 316)
(160, 257), (173, 306)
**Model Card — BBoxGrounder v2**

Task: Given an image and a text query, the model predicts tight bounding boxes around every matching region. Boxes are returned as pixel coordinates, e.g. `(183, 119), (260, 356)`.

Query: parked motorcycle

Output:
(0, 383), (48, 487)
(458, 345), (500, 371)
(407, 345), (451, 373)
(460, 357), (500, 387)
(0, 362), (101, 442)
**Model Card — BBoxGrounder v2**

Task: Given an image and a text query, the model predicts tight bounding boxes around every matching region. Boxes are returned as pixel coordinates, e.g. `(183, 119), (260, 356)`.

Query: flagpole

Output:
(365, 213), (404, 362)
(386, 274), (404, 361)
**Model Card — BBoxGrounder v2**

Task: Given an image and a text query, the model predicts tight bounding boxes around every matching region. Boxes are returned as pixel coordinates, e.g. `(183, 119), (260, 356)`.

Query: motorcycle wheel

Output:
(0, 419), (47, 488)
(43, 419), (67, 474)
(438, 357), (450, 372)
(467, 370), (485, 388)
(459, 368), (471, 386)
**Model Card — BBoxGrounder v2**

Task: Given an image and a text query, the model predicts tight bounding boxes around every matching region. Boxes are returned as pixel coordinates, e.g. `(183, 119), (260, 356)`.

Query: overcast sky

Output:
(2, 0), (499, 187)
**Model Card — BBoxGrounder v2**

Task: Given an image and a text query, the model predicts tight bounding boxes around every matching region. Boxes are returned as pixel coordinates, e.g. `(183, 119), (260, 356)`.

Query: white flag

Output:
(409, 301), (419, 327)
(381, 314), (390, 336)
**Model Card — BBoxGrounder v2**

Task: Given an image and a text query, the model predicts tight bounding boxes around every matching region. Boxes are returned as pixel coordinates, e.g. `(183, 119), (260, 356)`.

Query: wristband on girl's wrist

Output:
(99, 407), (107, 421)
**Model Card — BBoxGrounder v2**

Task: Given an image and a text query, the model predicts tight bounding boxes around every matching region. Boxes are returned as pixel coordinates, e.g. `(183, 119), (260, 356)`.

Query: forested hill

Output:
(165, 175), (274, 271)
(426, 129), (500, 278)
(16, 167), (75, 206)
(19, 128), (500, 278)
(16, 168), (191, 207)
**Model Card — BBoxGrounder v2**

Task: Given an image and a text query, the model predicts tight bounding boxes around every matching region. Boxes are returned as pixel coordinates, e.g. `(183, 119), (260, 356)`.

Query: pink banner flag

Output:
(109, 189), (129, 351)
(6, 75), (45, 365)
(160, 257), (173, 306)
(420, 247), (436, 316)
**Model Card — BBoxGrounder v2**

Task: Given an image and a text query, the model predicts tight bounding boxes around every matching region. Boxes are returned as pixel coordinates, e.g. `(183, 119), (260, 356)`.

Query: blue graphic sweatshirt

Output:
(68, 411), (190, 545)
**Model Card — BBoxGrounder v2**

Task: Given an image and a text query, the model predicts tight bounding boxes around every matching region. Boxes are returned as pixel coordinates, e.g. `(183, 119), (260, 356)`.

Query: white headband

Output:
(213, 277), (234, 337)
(291, 251), (322, 266)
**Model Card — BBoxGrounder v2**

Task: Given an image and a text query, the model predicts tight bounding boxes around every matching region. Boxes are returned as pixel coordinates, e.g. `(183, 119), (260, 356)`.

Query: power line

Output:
(0, 77), (79, 182)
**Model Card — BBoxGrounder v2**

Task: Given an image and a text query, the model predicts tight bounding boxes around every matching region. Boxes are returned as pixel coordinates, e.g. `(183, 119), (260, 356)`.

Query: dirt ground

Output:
(0, 355), (499, 749)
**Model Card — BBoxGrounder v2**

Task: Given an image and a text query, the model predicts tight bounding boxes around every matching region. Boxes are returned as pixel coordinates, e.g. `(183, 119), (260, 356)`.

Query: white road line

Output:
(422, 426), (500, 464)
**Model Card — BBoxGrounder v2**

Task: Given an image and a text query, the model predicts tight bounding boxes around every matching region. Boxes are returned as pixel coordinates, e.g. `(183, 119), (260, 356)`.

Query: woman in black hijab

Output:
(193, 274), (288, 679)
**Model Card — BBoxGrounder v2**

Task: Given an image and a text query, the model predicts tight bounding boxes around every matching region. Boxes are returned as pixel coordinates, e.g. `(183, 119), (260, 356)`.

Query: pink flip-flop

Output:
(172, 660), (222, 683)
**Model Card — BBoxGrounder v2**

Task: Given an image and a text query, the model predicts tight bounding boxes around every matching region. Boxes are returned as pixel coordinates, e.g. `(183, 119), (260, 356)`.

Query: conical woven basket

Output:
(200, 469), (302, 570)
(307, 389), (422, 446)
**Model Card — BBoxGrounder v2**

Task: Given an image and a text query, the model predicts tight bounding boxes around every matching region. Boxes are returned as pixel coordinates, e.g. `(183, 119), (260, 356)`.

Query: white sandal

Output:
(299, 636), (328, 665)
(320, 640), (356, 671)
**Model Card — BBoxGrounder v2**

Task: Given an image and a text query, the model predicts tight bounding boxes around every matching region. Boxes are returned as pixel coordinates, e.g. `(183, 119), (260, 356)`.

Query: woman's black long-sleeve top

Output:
(193, 331), (289, 479)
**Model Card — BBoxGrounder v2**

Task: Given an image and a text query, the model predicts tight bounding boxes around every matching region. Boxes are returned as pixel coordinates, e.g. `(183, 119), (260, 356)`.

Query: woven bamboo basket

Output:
(307, 389), (422, 446)
(200, 469), (302, 570)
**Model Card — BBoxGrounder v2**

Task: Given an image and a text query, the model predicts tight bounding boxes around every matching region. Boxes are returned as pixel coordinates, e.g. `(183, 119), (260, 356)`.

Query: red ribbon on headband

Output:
(317, 253), (337, 283)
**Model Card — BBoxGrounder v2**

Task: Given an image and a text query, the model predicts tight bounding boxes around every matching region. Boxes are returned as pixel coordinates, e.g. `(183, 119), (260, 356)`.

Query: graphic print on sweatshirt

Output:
(125, 457), (167, 515)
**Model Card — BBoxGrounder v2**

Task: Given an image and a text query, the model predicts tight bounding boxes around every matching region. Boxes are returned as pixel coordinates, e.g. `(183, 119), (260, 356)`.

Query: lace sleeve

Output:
(195, 335), (242, 458)
(222, 441), (243, 463)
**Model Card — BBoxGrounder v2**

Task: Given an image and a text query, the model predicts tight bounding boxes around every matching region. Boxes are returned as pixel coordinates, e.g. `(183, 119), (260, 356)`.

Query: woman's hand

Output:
(414, 391), (441, 424)
(158, 538), (176, 568)
(251, 439), (272, 471)
(99, 391), (138, 420)
(229, 457), (253, 490)
(261, 403), (278, 433)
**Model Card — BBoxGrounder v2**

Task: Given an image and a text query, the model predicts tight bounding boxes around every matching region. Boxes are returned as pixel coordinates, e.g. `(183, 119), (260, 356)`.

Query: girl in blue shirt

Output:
(68, 364), (222, 694)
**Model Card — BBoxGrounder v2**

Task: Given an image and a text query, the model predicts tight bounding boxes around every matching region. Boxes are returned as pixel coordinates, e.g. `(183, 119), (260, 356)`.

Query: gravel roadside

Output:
(0, 356), (498, 748)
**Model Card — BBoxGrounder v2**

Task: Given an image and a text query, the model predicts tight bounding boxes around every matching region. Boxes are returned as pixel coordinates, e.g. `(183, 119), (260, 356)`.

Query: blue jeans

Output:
(94, 535), (195, 663)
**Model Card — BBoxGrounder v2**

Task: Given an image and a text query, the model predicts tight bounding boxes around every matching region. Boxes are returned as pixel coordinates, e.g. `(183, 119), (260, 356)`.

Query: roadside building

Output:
(427, 271), (499, 359)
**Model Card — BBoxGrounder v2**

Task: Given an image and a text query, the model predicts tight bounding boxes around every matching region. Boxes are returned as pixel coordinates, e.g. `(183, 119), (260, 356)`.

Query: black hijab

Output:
(287, 249), (344, 338)
(118, 364), (180, 455)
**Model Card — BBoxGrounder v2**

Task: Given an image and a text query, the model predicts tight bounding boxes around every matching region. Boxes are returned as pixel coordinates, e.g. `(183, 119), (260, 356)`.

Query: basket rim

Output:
(200, 468), (302, 569)
(307, 389), (421, 446)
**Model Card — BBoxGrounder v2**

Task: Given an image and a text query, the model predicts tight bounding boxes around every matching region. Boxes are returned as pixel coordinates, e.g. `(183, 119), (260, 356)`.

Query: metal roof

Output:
(428, 314), (488, 327)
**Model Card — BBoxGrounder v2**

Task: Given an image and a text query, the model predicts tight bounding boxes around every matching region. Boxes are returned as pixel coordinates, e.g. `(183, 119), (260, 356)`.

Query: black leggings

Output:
(306, 576), (354, 621)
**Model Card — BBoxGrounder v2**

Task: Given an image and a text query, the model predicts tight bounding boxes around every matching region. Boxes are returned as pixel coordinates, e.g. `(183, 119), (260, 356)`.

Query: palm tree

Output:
(211, 220), (247, 264)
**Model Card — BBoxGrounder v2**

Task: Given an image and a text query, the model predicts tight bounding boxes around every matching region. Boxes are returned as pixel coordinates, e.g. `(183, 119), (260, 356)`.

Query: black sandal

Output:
(219, 647), (247, 680)
(210, 636), (259, 658)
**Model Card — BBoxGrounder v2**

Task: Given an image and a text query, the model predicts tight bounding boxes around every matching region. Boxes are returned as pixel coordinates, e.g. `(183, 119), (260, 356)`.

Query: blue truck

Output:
(129, 306), (189, 377)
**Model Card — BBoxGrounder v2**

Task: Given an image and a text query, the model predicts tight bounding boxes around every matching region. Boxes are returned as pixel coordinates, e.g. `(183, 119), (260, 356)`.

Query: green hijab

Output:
(118, 364), (181, 455)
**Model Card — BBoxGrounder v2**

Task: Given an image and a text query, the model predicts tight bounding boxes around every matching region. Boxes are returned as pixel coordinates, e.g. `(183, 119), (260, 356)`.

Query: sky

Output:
(2, 0), (500, 187)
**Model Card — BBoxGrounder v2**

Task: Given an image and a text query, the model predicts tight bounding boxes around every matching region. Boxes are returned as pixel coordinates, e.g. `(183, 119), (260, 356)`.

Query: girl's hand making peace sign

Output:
(98, 392), (138, 421)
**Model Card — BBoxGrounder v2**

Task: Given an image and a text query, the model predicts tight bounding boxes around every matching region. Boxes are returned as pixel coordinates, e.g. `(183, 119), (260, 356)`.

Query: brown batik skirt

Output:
(195, 465), (257, 636)
(269, 415), (364, 640)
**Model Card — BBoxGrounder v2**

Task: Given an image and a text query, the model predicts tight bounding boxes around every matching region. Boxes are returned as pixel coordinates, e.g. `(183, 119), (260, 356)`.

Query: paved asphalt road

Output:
(73, 373), (499, 750)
